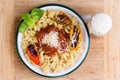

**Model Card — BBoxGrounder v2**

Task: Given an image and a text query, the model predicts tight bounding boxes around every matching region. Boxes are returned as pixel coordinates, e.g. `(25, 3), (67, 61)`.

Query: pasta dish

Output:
(20, 8), (83, 74)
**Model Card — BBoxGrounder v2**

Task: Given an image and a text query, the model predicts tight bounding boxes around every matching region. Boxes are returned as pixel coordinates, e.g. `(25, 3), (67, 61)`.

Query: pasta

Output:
(21, 9), (84, 74)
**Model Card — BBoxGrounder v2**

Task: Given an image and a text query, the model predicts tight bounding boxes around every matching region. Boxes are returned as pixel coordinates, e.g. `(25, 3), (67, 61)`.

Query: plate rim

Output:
(16, 3), (90, 78)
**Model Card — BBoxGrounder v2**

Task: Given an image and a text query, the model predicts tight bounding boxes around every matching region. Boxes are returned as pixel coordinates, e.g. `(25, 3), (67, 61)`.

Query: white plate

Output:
(16, 4), (90, 78)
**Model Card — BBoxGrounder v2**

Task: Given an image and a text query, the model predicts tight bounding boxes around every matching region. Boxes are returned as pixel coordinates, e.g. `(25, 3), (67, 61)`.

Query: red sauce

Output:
(42, 44), (58, 57)
(37, 25), (69, 57)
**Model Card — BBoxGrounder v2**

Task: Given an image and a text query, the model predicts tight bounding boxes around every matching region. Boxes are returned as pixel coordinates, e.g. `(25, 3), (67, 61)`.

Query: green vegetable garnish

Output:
(18, 8), (44, 33)
(31, 15), (40, 20)
(31, 8), (40, 15)
(25, 18), (35, 28)
(39, 9), (44, 18)
(22, 13), (31, 20)
(19, 21), (28, 33)
(31, 8), (44, 20)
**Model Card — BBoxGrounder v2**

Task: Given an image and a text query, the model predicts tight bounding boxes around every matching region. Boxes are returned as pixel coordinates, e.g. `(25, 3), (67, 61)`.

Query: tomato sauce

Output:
(37, 25), (69, 57)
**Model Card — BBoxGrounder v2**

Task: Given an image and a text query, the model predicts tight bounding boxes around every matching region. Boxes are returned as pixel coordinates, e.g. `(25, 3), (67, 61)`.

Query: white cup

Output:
(82, 13), (112, 36)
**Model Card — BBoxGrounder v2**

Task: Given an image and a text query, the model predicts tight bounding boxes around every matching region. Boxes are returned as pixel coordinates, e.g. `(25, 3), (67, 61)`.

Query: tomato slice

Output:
(26, 45), (41, 65)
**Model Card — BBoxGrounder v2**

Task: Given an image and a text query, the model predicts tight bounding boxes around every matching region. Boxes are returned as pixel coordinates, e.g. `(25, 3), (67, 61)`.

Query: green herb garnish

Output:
(31, 8), (44, 19)
(22, 13), (31, 20)
(19, 8), (44, 33)
(25, 18), (35, 28)
(18, 22), (28, 33)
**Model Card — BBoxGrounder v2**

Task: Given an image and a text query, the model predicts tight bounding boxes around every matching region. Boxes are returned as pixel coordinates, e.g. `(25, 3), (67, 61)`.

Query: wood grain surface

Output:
(0, 0), (120, 80)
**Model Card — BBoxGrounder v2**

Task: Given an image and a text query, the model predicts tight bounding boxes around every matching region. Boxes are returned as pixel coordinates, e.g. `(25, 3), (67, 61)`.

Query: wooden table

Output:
(0, 0), (120, 80)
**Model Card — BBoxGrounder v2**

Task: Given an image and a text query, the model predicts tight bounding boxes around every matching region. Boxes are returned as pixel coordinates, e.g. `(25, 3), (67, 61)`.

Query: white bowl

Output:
(16, 4), (90, 78)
